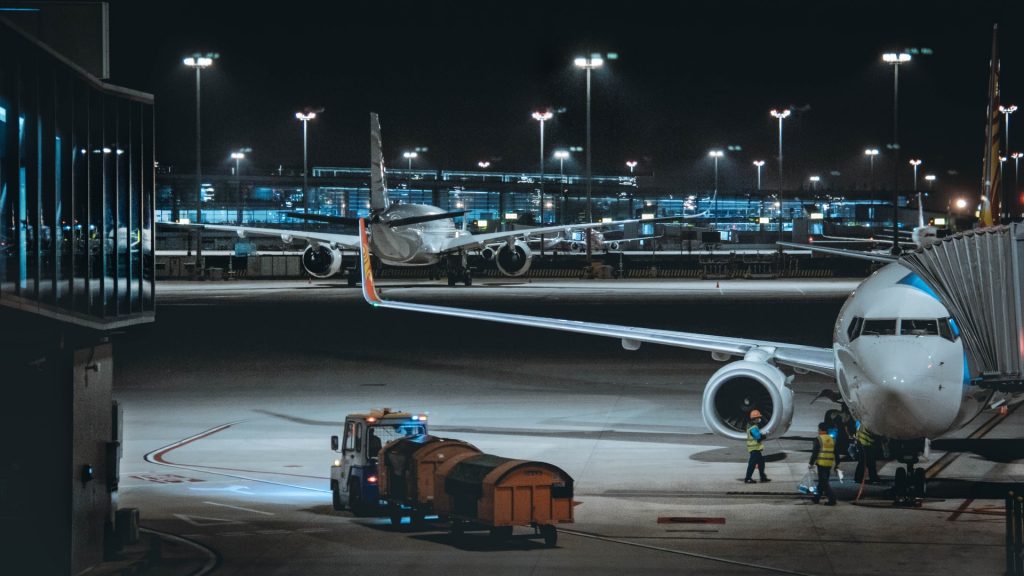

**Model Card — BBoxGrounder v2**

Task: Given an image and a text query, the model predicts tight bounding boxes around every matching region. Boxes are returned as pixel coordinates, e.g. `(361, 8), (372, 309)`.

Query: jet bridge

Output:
(900, 223), (1024, 391)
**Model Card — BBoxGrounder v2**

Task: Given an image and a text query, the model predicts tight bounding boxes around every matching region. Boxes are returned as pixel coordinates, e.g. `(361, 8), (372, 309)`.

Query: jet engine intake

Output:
(495, 240), (533, 277)
(302, 244), (343, 278)
(700, 360), (794, 440)
(480, 246), (497, 261)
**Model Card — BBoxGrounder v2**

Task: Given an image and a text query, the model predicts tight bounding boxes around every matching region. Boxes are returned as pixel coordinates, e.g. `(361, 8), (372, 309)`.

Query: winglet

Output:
(359, 219), (383, 306)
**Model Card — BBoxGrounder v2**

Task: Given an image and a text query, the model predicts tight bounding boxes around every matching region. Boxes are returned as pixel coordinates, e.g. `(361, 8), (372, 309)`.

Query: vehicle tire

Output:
(388, 505), (403, 527)
(912, 468), (926, 497)
(540, 525), (558, 547)
(332, 486), (344, 511)
(411, 510), (426, 527)
(451, 521), (465, 544)
(347, 272), (357, 287)
(463, 272), (472, 286)
(447, 274), (456, 286)
(348, 481), (365, 516)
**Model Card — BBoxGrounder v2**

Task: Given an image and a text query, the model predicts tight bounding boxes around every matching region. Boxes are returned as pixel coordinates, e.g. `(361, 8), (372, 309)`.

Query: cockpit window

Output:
(901, 319), (939, 336)
(847, 316), (864, 341)
(938, 317), (957, 342)
(861, 319), (897, 336)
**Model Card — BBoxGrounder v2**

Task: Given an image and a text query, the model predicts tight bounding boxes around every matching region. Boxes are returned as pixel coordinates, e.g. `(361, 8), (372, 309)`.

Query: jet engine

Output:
(480, 246), (497, 261)
(700, 359), (794, 440)
(494, 240), (533, 277)
(301, 244), (343, 278)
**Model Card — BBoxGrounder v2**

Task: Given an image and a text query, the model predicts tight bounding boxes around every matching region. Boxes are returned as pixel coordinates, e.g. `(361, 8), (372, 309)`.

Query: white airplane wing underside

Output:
(161, 222), (360, 249)
(777, 241), (898, 263)
(360, 220), (835, 376)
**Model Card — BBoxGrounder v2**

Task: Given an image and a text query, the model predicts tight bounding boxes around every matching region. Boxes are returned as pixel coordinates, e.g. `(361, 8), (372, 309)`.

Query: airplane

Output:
(808, 193), (939, 258)
(357, 217), (1021, 501)
(164, 113), (648, 286)
(524, 212), (711, 254)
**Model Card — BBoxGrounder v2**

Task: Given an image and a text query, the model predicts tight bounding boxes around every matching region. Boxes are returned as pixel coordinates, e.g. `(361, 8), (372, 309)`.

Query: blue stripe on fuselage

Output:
(898, 272), (940, 301)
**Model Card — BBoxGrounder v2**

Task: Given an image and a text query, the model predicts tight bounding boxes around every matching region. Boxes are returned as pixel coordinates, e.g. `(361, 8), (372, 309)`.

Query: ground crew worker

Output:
(809, 421), (838, 505)
(854, 422), (882, 484)
(744, 410), (771, 484)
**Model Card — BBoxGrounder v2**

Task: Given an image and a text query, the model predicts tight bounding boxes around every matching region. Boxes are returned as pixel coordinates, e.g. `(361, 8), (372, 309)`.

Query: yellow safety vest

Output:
(746, 425), (764, 452)
(856, 426), (873, 447)
(816, 433), (836, 467)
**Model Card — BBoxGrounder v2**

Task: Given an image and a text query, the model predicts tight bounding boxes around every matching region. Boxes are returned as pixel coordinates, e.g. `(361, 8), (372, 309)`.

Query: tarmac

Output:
(95, 278), (1022, 575)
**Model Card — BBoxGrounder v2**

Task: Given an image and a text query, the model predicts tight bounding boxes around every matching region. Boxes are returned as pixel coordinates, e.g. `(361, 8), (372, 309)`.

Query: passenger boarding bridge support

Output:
(901, 224), (1024, 392)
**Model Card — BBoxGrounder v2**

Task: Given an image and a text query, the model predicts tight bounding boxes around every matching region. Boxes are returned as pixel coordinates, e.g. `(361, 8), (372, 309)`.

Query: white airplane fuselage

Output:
(369, 204), (468, 266)
(833, 262), (984, 439)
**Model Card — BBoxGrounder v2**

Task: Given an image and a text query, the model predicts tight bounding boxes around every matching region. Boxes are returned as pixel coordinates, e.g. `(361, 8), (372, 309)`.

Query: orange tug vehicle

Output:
(331, 409), (575, 547)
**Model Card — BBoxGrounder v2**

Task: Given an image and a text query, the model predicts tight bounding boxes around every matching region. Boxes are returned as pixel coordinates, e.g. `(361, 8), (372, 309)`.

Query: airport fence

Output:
(1009, 492), (1024, 576)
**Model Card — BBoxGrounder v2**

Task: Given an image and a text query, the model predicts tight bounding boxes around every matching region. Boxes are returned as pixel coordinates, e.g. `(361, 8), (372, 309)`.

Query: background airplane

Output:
(166, 113), (651, 285)
(357, 218), (1020, 500)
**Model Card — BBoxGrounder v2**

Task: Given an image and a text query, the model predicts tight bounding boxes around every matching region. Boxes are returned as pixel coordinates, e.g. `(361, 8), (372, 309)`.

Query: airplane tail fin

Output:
(359, 218), (383, 306)
(917, 192), (925, 229)
(370, 112), (390, 213)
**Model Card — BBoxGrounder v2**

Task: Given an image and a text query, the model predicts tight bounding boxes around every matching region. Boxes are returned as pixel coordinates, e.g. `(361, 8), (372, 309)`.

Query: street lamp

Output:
(575, 54), (604, 265)
(183, 52), (216, 267)
(708, 150), (724, 227)
(554, 150), (569, 177)
(295, 110), (318, 218)
(864, 148), (879, 194)
(477, 160), (491, 169)
(909, 159), (922, 191)
(231, 150), (245, 223)
(1012, 152), (1023, 202)
(924, 174), (936, 189)
(403, 151), (418, 171)
(771, 108), (791, 243)
(753, 160), (765, 191)
(883, 51), (911, 255)
(532, 110), (553, 225)
(809, 175), (820, 192)
(626, 160), (638, 174)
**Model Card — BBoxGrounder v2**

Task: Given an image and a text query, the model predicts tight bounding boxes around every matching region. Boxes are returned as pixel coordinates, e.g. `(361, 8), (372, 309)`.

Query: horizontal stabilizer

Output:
(386, 210), (467, 228)
(283, 212), (361, 226)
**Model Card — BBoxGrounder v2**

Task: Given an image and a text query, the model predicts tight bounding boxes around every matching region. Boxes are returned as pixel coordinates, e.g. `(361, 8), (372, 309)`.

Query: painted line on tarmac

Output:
(140, 526), (220, 576)
(203, 501), (275, 516)
(560, 528), (815, 576)
(144, 421), (329, 493)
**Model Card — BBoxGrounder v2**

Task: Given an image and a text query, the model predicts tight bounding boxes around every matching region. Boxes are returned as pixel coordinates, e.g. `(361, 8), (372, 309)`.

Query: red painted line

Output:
(150, 423), (235, 465)
(946, 498), (974, 522)
(657, 516), (726, 524)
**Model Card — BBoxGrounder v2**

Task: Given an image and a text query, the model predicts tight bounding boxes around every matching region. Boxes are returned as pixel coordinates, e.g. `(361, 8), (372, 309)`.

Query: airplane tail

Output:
(370, 112), (390, 213)
(917, 192), (925, 229)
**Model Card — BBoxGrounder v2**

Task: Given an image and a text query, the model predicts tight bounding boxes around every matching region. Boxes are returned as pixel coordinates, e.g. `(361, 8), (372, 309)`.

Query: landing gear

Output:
(444, 252), (473, 287)
(889, 439), (927, 506)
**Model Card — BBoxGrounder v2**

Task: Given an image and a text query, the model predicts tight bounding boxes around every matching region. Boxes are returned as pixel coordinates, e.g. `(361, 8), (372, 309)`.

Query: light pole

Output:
(753, 160), (765, 234)
(295, 111), (317, 218)
(753, 160), (764, 191)
(864, 148), (879, 193)
(883, 51), (911, 255)
(924, 174), (936, 190)
(1013, 152), (1023, 203)
(477, 160), (490, 169)
(231, 151), (246, 224)
(184, 53), (215, 267)
(771, 109), (791, 243)
(554, 150), (569, 177)
(909, 159), (922, 191)
(575, 54), (604, 266)
(626, 160), (638, 174)
(708, 150), (723, 228)
(403, 151), (418, 171)
(809, 175), (820, 192)
(999, 156), (1007, 214)
(532, 110), (553, 225)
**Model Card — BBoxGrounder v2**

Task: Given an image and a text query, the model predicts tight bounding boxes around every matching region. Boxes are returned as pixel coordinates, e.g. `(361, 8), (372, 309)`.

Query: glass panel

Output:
(116, 98), (130, 315)
(141, 104), (154, 311)
(72, 80), (90, 314)
(861, 319), (897, 336)
(901, 319), (939, 336)
(88, 89), (103, 316)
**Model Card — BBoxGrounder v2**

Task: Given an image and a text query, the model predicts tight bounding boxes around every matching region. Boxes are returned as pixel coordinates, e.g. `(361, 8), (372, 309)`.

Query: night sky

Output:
(104, 1), (1020, 200)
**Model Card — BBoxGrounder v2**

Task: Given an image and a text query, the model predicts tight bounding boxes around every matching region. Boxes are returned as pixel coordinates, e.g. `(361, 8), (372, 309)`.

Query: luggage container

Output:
(379, 435), (482, 526)
(433, 453), (574, 546)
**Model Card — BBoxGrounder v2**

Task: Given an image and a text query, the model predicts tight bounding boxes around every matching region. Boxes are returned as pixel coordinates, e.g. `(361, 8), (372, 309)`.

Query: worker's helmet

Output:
(749, 409), (762, 420)
(818, 421), (829, 431)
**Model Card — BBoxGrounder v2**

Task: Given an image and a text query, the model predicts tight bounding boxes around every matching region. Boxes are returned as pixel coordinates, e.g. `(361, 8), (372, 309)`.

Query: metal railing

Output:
(1009, 492), (1024, 576)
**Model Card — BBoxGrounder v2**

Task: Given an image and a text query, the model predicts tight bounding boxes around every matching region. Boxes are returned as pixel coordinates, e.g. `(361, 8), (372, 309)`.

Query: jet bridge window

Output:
(861, 319), (897, 336)
(847, 317), (864, 341)
(900, 319), (939, 336)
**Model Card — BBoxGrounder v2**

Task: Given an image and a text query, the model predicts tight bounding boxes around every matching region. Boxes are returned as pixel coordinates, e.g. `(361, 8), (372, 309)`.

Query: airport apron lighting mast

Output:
(183, 53), (216, 269)
(883, 51), (911, 255)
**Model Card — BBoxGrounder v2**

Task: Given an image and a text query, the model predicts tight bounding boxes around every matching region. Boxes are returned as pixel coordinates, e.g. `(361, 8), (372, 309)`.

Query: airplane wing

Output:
(360, 219), (835, 377)
(777, 241), (898, 263)
(443, 216), (684, 252)
(159, 221), (359, 249)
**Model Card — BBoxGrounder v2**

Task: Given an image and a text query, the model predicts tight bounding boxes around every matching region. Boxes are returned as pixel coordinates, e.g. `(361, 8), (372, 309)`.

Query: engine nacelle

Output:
(302, 244), (343, 278)
(700, 359), (794, 441)
(495, 240), (533, 277)
(480, 246), (497, 261)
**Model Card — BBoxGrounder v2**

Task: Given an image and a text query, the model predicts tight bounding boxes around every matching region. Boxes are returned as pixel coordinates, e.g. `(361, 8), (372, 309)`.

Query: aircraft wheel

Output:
(447, 273), (457, 286)
(463, 271), (472, 286)
(347, 272), (357, 287)
(893, 467), (908, 502)
(912, 468), (926, 497)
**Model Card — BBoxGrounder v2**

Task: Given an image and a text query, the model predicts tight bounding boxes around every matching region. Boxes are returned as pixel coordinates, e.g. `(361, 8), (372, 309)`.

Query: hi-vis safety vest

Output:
(746, 425), (764, 452)
(856, 425), (874, 447)
(816, 433), (836, 467)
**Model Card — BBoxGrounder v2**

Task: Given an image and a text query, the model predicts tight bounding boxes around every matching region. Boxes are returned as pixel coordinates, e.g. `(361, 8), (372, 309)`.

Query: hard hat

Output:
(749, 409), (762, 419)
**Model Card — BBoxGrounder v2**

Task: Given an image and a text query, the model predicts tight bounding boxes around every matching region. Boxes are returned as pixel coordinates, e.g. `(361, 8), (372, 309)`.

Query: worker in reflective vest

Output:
(743, 410), (771, 484)
(809, 421), (838, 505)
(854, 423), (882, 484)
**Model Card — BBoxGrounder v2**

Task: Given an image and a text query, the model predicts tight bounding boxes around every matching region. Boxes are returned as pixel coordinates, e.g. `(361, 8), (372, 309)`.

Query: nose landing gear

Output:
(890, 439), (927, 506)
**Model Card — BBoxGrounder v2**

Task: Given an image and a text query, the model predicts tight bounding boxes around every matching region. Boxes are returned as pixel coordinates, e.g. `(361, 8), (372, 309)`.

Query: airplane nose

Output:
(844, 339), (960, 439)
